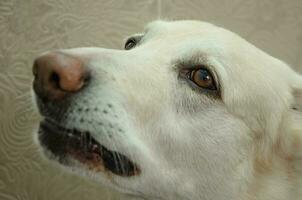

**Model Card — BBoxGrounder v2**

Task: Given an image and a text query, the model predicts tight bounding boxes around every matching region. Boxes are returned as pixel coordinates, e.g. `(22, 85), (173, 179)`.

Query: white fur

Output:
(35, 20), (302, 200)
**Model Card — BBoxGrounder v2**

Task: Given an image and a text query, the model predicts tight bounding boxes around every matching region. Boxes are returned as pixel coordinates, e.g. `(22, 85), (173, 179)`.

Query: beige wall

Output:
(0, 0), (301, 199)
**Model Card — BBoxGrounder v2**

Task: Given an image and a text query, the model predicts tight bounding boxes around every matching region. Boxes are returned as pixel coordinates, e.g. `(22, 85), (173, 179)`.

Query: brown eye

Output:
(124, 38), (136, 50)
(189, 68), (216, 90)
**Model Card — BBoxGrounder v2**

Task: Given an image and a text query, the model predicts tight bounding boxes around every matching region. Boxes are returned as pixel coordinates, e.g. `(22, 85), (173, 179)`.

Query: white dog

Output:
(32, 20), (302, 200)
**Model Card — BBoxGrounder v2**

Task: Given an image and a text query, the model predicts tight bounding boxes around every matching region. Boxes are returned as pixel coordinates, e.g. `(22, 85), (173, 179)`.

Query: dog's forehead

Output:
(144, 21), (282, 79)
(157, 21), (289, 68)
(145, 20), (216, 35)
(143, 20), (239, 44)
(142, 20), (257, 65)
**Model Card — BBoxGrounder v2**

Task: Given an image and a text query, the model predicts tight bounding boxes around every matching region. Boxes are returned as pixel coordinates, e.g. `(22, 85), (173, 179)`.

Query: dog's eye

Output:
(124, 38), (136, 50)
(188, 68), (216, 90)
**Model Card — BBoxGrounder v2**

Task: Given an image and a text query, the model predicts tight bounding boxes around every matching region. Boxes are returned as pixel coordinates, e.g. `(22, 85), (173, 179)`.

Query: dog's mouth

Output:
(38, 119), (140, 177)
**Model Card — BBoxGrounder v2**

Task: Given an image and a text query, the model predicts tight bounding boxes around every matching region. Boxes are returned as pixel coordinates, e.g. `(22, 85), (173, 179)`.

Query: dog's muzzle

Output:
(33, 51), (140, 177)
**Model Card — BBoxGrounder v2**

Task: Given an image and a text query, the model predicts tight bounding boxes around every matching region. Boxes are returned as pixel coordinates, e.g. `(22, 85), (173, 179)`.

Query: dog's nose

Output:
(33, 52), (89, 101)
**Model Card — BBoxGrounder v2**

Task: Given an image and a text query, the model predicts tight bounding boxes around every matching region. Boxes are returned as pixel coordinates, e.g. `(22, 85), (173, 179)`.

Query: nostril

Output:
(49, 72), (60, 89)
(50, 72), (59, 82)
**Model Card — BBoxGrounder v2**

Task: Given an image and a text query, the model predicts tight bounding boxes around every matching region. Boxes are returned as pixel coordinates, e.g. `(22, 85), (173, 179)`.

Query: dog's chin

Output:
(38, 118), (141, 178)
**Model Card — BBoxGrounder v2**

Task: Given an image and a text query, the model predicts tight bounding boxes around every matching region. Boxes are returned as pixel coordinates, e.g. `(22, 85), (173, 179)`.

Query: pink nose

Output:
(33, 52), (89, 101)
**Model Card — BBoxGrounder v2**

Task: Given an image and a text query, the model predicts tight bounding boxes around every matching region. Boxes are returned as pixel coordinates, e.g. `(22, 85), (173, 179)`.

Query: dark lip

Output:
(38, 119), (140, 177)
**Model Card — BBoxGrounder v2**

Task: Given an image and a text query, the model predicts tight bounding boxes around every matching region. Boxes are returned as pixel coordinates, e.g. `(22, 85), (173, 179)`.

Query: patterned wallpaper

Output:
(0, 0), (301, 199)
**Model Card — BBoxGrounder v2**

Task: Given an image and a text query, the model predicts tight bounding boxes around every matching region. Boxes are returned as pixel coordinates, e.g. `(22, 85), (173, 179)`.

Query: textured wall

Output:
(0, 0), (301, 199)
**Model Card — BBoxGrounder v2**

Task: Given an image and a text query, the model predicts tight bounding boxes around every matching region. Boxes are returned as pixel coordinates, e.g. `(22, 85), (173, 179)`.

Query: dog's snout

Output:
(33, 52), (89, 101)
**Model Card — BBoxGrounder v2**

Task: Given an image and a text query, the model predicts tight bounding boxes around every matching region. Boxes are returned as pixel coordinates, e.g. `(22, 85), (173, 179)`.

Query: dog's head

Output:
(32, 20), (302, 200)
